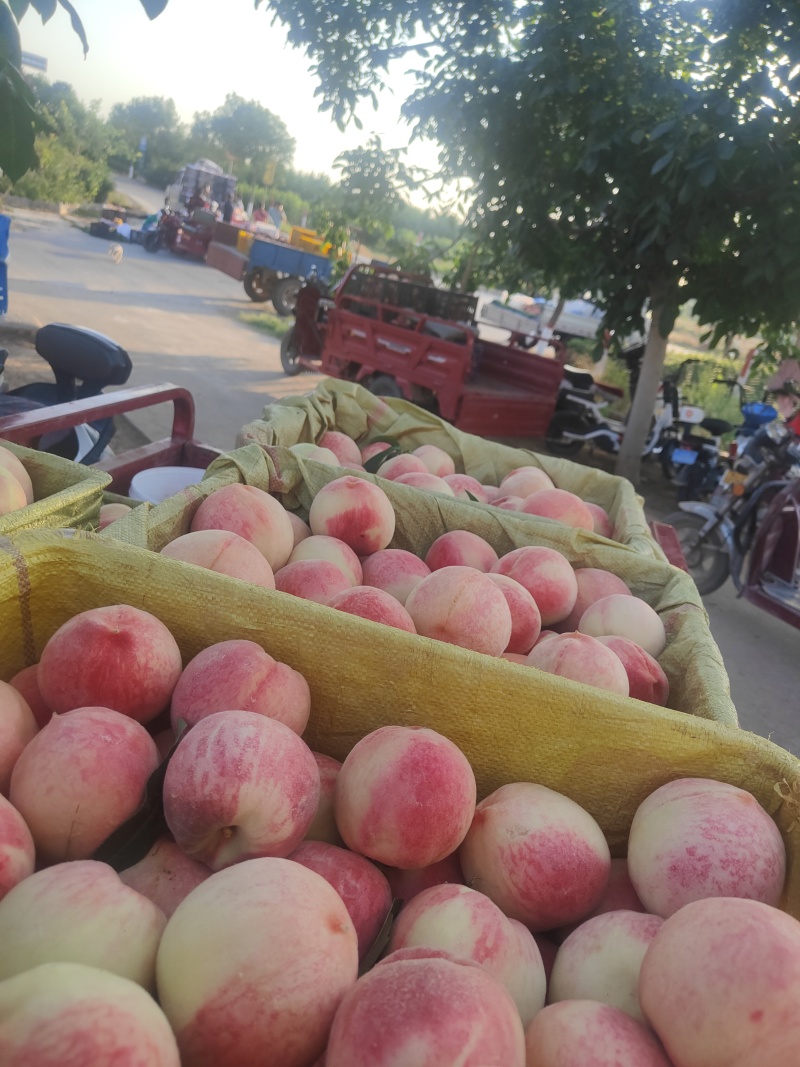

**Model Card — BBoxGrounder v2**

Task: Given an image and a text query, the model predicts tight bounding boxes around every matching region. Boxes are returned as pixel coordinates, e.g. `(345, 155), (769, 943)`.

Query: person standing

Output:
(222, 195), (234, 224)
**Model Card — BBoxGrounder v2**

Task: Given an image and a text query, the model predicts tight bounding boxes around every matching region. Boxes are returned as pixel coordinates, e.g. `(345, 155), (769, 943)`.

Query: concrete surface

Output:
(1, 206), (797, 755)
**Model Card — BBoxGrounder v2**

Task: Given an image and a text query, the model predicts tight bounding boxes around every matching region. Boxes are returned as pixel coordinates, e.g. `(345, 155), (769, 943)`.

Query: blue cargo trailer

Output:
(243, 237), (332, 316)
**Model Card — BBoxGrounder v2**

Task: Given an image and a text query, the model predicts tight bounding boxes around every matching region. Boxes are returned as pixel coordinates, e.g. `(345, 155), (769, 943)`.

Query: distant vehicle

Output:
(165, 159), (237, 211)
(478, 292), (643, 347)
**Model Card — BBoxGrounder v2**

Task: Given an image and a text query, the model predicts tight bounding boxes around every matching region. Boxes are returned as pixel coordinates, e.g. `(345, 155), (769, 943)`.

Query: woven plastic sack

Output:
(104, 443), (736, 727)
(0, 529), (796, 915)
(0, 442), (111, 536)
(238, 378), (664, 561)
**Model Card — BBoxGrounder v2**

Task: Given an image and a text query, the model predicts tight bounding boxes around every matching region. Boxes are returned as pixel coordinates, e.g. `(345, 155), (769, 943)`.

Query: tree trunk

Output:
(546, 294), (566, 330)
(614, 290), (671, 486)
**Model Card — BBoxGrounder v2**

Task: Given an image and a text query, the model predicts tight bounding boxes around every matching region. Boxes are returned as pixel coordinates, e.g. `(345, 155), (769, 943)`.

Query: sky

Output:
(17, 0), (443, 183)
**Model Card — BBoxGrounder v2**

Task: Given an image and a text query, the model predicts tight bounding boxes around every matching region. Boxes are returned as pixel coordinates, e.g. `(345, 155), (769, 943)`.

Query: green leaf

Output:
(9, 0), (30, 20)
(31, 0), (56, 21)
(717, 140), (736, 160)
(677, 181), (693, 205)
(0, 59), (38, 181)
(0, 3), (22, 66)
(650, 150), (674, 176)
(138, 0), (169, 17)
(650, 119), (676, 141)
(465, 490), (479, 502)
(630, 129), (646, 145)
(363, 445), (401, 473)
(56, 0), (88, 54)
(698, 162), (716, 187)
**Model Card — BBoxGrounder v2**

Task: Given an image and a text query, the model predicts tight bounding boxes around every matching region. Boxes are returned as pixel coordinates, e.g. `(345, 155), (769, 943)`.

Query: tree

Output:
(259, 0), (800, 484)
(192, 93), (295, 173)
(333, 135), (421, 244)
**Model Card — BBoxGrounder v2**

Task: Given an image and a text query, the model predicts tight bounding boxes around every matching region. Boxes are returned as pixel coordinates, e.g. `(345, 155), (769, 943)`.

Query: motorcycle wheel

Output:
(664, 511), (731, 595)
(367, 374), (403, 399)
(545, 412), (588, 458)
(244, 270), (272, 303)
(279, 327), (303, 376)
(143, 231), (162, 253)
(271, 277), (302, 317)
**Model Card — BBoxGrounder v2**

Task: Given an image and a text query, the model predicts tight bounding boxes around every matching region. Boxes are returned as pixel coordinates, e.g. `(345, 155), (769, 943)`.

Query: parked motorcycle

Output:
(665, 418), (800, 596)
(739, 477), (800, 628)
(0, 324), (132, 463)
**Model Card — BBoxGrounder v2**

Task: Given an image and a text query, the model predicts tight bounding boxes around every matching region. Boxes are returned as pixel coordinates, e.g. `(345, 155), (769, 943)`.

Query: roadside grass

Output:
(240, 310), (291, 338)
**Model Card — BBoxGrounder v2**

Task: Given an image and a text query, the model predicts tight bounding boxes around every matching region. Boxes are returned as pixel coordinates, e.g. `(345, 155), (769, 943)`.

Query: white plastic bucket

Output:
(128, 466), (207, 504)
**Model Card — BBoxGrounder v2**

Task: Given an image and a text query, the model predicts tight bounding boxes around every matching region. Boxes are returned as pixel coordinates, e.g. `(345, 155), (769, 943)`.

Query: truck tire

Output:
(544, 412), (588, 458)
(280, 327), (302, 376)
(271, 277), (302, 317)
(664, 511), (730, 595)
(244, 270), (272, 303)
(367, 374), (403, 399)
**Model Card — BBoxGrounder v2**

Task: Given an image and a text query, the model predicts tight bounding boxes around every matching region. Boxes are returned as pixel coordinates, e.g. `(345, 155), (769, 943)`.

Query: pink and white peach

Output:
(412, 444), (456, 478)
(485, 573), (542, 654)
(327, 586), (417, 633)
(10, 706), (160, 863)
(556, 567), (631, 632)
(334, 725), (476, 869)
(405, 566), (513, 656)
(0, 681), (37, 795)
(156, 857), (358, 1067)
(459, 782), (611, 930)
(424, 530), (499, 573)
(274, 558), (353, 604)
(0, 794), (34, 901)
(524, 1000), (673, 1067)
(491, 546), (578, 626)
(163, 710), (320, 870)
(286, 533), (363, 585)
(520, 487), (595, 531)
(579, 593), (667, 658)
(190, 483), (295, 571)
(305, 752), (344, 846)
(525, 631), (630, 696)
(360, 548), (431, 604)
(120, 838), (212, 919)
(160, 529), (276, 588)
(308, 475), (396, 555)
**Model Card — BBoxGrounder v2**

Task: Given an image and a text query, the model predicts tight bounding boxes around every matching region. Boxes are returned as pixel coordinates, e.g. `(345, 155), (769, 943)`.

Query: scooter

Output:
(741, 478), (800, 628)
(0, 324), (132, 463)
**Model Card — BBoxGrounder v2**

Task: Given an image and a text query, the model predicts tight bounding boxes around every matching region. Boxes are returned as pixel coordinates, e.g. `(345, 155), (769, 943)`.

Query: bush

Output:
(12, 136), (112, 204)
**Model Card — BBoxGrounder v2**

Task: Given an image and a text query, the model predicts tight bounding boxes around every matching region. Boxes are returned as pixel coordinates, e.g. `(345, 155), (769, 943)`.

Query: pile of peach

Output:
(0, 610), (795, 1066)
(291, 430), (616, 538)
(0, 445), (35, 519)
(155, 474), (669, 705)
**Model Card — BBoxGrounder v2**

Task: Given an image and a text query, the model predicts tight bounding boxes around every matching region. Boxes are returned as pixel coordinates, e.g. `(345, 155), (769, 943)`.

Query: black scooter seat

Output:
(700, 416), (733, 437)
(563, 364), (596, 392)
(35, 324), (132, 388)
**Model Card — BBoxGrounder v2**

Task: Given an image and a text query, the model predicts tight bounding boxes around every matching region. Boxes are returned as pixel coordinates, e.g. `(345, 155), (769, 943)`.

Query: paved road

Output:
(113, 174), (171, 216)
(1, 207), (797, 754)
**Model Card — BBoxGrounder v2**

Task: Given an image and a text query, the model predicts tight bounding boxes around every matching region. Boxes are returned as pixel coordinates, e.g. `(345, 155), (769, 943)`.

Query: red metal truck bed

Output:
(456, 341), (564, 437)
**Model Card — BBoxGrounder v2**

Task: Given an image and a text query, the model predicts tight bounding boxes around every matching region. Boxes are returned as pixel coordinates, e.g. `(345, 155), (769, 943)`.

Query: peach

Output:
(394, 471), (456, 495)
(381, 851), (464, 903)
(502, 652), (531, 664)
(597, 635), (670, 705)
(549, 910), (664, 1021)
(153, 727), (176, 761)
(486, 573), (542, 654)
(0, 860), (166, 987)
(0, 444), (34, 504)
(360, 441), (394, 464)
(640, 897), (800, 1067)
(10, 706), (160, 863)
(412, 444), (457, 477)
(497, 495), (524, 510)
(287, 510), (312, 547)
(524, 1000), (673, 1067)
(491, 546), (578, 626)
(191, 483), (294, 570)
(334, 725), (476, 869)
(160, 529), (276, 588)
(289, 840), (393, 960)
(340, 459), (366, 471)
(405, 566), (513, 655)
(0, 466), (27, 517)
(37, 605), (183, 724)
(156, 857), (358, 1067)
(627, 777), (786, 918)
(424, 530), (499, 573)
(534, 629), (559, 645)
(459, 782), (611, 930)
(557, 567), (631, 632)
(163, 710), (320, 870)
(287, 533), (363, 585)
(525, 631), (630, 696)
(376, 453), (428, 480)
(120, 838), (212, 918)
(389, 883), (546, 1025)
(499, 466), (555, 498)
(327, 585), (417, 632)
(443, 473), (489, 501)
(8, 664), (51, 728)
(520, 487), (595, 531)
(325, 950), (526, 1066)
(275, 558), (353, 604)
(305, 752), (344, 846)
(360, 548), (431, 604)
(586, 501), (614, 538)
(481, 484), (503, 503)
(0, 681), (37, 795)
(0, 793), (34, 901)
(319, 431), (363, 467)
(554, 858), (646, 941)
(0, 962), (181, 1066)
(169, 639), (311, 735)
(308, 475), (396, 554)
(289, 442), (340, 466)
(579, 593), (667, 658)
(98, 502), (133, 529)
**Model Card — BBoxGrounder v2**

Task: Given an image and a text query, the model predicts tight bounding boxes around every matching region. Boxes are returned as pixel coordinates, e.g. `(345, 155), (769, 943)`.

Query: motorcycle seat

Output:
(563, 365), (596, 392)
(35, 324), (132, 388)
(701, 416), (733, 437)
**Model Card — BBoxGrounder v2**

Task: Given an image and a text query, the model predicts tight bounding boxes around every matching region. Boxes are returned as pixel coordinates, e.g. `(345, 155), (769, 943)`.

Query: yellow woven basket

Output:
(0, 442), (110, 536)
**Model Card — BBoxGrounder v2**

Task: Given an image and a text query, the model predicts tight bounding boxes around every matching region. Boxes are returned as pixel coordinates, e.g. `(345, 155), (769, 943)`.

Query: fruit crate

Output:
(103, 443), (737, 727)
(0, 441), (110, 536)
(238, 378), (664, 560)
(0, 527), (797, 917)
